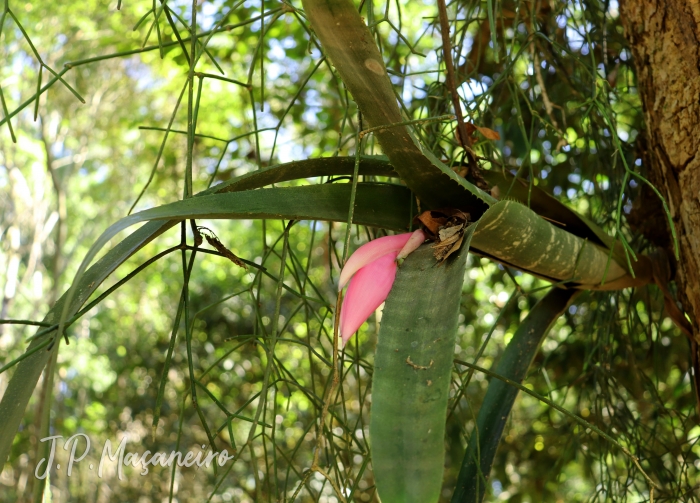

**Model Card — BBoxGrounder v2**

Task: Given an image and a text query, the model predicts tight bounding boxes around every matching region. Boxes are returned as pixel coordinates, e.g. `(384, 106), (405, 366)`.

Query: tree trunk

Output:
(621, 1), (700, 349)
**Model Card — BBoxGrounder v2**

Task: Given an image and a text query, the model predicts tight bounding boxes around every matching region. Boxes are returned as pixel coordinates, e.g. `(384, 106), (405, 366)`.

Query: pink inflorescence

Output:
(337, 229), (425, 344)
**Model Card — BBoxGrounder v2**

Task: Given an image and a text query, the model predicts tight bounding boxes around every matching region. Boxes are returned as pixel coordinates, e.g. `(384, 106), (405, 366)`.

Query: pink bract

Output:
(396, 229), (426, 260)
(339, 252), (398, 344)
(337, 230), (427, 345)
(337, 233), (413, 292)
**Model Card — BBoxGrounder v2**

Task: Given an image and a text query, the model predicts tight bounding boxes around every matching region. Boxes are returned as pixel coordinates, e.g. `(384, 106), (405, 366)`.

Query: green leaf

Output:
(54, 182), (415, 360)
(300, 0), (495, 212)
(0, 180), (414, 469)
(370, 234), (471, 503)
(209, 155), (397, 193)
(141, 183), (413, 227)
(482, 170), (653, 281)
(482, 170), (608, 246)
(58, 182), (414, 322)
(450, 287), (578, 503)
(469, 200), (651, 290)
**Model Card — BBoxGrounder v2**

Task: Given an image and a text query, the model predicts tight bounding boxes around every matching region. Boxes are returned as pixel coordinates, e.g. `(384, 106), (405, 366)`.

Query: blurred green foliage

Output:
(0, 0), (698, 502)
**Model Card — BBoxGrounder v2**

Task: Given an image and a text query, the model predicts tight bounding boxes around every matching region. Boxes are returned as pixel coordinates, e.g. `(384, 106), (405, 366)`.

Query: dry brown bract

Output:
(415, 209), (470, 264)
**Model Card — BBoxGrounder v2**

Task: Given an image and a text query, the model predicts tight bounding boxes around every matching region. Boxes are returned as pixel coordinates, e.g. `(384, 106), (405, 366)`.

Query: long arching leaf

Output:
(210, 155), (397, 193)
(301, 0), (495, 212)
(450, 287), (578, 503)
(0, 219), (176, 470)
(55, 182), (415, 334)
(0, 179), (413, 468)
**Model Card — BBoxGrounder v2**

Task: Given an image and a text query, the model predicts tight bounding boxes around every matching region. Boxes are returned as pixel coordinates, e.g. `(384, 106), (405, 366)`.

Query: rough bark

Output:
(621, 0), (700, 348)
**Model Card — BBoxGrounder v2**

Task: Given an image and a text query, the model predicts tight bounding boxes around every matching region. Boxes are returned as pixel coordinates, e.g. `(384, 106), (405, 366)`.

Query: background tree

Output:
(0, 0), (698, 502)
(621, 0), (700, 386)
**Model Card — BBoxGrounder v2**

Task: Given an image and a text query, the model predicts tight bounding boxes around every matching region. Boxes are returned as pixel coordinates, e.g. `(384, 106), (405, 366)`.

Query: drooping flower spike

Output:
(338, 229), (426, 344)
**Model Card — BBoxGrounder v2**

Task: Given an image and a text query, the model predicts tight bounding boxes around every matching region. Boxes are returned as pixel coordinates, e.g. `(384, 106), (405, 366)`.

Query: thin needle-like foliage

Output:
(0, 1), (697, 502)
